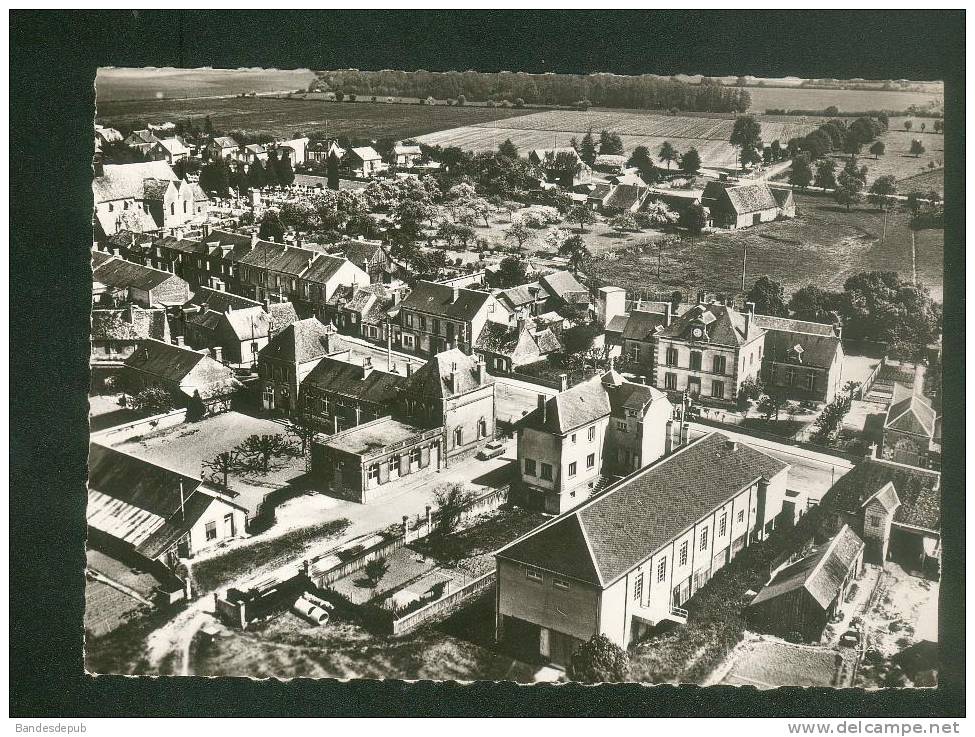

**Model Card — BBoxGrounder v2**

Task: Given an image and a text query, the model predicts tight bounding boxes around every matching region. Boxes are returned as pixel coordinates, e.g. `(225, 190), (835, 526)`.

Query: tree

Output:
(514, 98), (525, 108)
(286, 413), (319, 455)
(235, 434), (299, 475)
(363, 557), (389, 589)
(869, 141), (886, 159)
(246, 158), (266, 190)
(609, 213), (638, 234)
(868, 175), (898, 210)
(933, 119), (943, 134)
(203, 450), (243, 490)
(496, 255), (530, 288)
(658, 141), (678, 170)
(789, 153), (813, 190)
(334, 90), (345, 102)
(129, 386), (175, 414)
(758, 391), (786, 422)
(276, 153), (296, 186)
(432, 482), (478, 536)
(730, 115), (762, 170)
(568, 204), (597, 233)
(835, 184), (861, 211)
(835, 159), (866, 211)
(813, 159), (837, 190)
(680, 203), (707, 235)
(737, 377), (763, 415)
(909, 139), (926, 158)
(628, 145), (658, 181)
(204, 115), (213, 134)
(498, 138), (519, 159)
(640, 201), (679, 229)
(681, 147), (702, 174)
(579, 129), (597, 165)
(199, 158), (232, 198)
(504, 219), (534, 249)
(788, 285), (840, 324)
(598, 130), (624, 155)
(904, 120), (912, 131)
(747, 276), (788, 317)
(559, 234), (591, 275)
(258, 210), (285, 242)
(568, 634), (630, 683)
(456, 94), (466, 106)
(263, 151), (281, 188)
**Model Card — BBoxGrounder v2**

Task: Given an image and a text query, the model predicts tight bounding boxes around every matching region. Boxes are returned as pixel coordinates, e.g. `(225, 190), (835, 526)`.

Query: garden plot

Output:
(718, 634), (847, 688)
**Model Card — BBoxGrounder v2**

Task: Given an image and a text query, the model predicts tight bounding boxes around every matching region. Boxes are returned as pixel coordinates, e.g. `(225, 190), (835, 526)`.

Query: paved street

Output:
(687, 422), (854, 503)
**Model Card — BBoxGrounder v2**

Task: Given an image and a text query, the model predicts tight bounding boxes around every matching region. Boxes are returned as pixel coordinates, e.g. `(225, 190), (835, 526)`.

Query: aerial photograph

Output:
(85, 46), (945, 689)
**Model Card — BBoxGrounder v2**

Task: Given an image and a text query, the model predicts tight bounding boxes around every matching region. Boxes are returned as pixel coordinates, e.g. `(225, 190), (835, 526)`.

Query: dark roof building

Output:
(260, 318), (350, 365)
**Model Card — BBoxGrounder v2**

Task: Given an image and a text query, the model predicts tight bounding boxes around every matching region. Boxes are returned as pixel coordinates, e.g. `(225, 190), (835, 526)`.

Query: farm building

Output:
(87, 443), (248, 571)
(749, 525), (865, 643)
(770, 186), (797, 218)
(702, 180), (782, 229)
(641, 188), (703, 218)
(206, 136), (239, 162)
(821, 453), (941, 576)
(149, 137), (190, 166)
(123, 338), (243, 414)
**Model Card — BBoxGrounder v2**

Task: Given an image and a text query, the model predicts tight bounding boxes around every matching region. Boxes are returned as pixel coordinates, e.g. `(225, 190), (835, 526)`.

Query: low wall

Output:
(89, 407), (188, 442)
(391, 574), (496, 635)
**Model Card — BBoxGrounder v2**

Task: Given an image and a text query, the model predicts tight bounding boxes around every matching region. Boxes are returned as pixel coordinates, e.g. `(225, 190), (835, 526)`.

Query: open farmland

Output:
(588, 193), (944, 303)
(95, 97), (535, 143)
(416, 110), (819, 169)
(746, 86), (942, 114)
(96, 67), (317, 102)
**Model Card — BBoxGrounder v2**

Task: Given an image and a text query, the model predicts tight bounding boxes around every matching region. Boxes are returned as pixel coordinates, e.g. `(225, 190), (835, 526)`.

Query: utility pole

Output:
(911, 228), (917, 284)
(882, 206), (888, 244)
(741, 242), (747, 293)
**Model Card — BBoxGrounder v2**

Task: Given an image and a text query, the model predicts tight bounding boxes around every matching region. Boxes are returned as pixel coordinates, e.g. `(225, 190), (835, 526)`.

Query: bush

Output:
(785, 630), (805, 644)
(568, 634), (630, 683)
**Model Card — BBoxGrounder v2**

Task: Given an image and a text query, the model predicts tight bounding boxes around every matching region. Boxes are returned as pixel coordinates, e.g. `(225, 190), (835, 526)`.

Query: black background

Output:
(9, 9), (965, 717)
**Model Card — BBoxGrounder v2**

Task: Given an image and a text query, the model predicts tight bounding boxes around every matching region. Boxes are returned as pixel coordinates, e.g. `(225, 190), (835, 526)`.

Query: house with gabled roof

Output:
(392, 142), (423, 168)
(822, 452), (941, 573)
(91, 305), (171, 372)
(299, 251), (370, 319)
(93, 160), (207, 236)
(702, 180), (782, 229)
(496, 431), (792, 663)
(474, 316), (562, 373)
(338, 237), (393, 283)
(87, 443), (248, 571)
(749, 525), (865, 643)
(123, 129), (161, 155)
(301, 355), (407, 434)
(93, 256), (191, 308)
(882, 393), (939, 468)
(400, 348), (496, 463)
(149, 137), (190, 165)
(184, 302), (298, 366)
(396, 280), (510, 357)
(344, 146), (385, 178)
(123, 338), (243, 413)
(257, 318), (351, 414)
(206, 135), (240, 162)
(538, 270), (590, 314)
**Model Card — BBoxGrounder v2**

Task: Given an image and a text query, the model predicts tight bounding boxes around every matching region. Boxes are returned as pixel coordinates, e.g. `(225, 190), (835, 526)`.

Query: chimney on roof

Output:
(448, 369), (456, 394)
(744, 305), (752, 339)
(212, 346), (223, 362)
(664, 302), (672, 327)
(174, 335), (185, 347)
(406, 362), (413, 377)
(451, 286), (460, 303)
(559, 373), (569, 392)
(201, 223), (210, 238)
(111, 247), (120, 257)
(746, 301), (755, 315)
(476, 360), (485, 385)
(725, 439), (738, 452)
(866, 442), (878, 461)
(251, 231), (259, 247)
(697, 290), (705, 305)
(833, 323), (843, 339)
(362, 356), (373, 378)
(538, 393), (548, 423)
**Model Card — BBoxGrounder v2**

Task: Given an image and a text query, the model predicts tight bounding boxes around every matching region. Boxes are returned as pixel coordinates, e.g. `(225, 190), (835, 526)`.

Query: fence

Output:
(494, 367), (566, 391)
(857, 356), (889, 400)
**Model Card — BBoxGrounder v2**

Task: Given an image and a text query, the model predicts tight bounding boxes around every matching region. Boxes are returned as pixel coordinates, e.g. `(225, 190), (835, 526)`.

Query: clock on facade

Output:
(691, 327), (704, 338)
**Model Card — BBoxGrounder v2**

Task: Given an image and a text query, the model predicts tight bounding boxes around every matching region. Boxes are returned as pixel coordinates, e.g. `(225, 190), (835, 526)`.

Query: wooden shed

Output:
(749, 525), (865, 643)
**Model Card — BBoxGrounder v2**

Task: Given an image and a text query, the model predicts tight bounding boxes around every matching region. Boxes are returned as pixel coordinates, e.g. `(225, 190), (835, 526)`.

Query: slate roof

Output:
(303, 356), (406, 406)
(621, 310), (667, 342)
(400, 280), (493, 321)
(142, 178), (174, 201)
(763, 330), (843, 370)
(608, 381), (668, 416)
(187, 287), (262, 312)
(259, 319), (349, 364)
(516, 376), (611, 435)
(191, 305), (272, 342)
(657, 303), (759, 346)
(93, 258), (183, 293)
(92, 250), (115, 268)
(886, 395), (937, 437)
(349, 146), (382, 162)
(238, 241), (319, 277)
(750, 526), (864, 609)
(325, 418), (427, 457)
(823, 457), (941, 532)
(91, 307), (169, 343)
(155, 137), (189, 158)
(862, 482), (901, 514)
(588, 183), (612, 201)
(498, 282), (546, 311)
(302, 252), (356, 285)
(93, 161), (180, 203)
(499, 432), (789, 586)
(341, 239), (385, 265)
(211, 136), (239, 149)
(404, 348), (492, 400)
(475, 320), (559, 364)
(751, 314), (837, 337)
(123, 339), (240, 400)
(771, 187), (795, 208)
(606, 314), (630, 336)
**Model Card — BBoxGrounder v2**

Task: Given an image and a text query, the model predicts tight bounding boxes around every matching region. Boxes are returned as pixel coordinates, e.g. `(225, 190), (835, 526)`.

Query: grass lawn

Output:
(189, 518), (351, 594)
(719, 636), (843, 688)
(96, 96), (535, 143)
(189, 608), (535, 681)
(587, 192), (944, 303)
(741, 417), (808, 438)
(86, 603), (186, 675)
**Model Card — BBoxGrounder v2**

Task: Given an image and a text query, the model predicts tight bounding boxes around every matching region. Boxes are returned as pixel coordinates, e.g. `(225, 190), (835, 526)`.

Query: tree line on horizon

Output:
(312, 70), (751, 113)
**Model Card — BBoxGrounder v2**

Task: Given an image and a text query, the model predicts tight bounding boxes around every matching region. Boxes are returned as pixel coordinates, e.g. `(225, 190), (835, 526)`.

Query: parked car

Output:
(839, 630), (861, 647)
(476, 440), (505, 460)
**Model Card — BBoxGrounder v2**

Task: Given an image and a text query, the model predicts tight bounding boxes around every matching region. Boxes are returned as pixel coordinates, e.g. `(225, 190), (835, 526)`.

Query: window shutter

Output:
(378, 459), (390, 483)
(399, 453), (410, 475)
(420, 445), (430, 468)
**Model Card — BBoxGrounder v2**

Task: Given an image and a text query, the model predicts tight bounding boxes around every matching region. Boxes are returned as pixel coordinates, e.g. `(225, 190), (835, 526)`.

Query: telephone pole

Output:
(741, 243), (747, 293)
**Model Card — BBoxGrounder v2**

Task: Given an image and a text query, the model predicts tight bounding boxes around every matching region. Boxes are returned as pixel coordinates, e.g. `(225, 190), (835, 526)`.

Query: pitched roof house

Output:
(123, 338), (242, 412)
(91, 305), (171, 368)
(396, 280), (510, 356)
(92, 256), (191, 308)
(344, 146), (385, 178)
(301, 355), (407, 433)
(475, 317), (562, 373)
(754, 314), (845, 403)
(93, 160), (206, 236)
(87, 443), (247, 564)
(702, 180), (781, 229)
(496, 432), (792, 662)
(882, 394), (939, 468)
